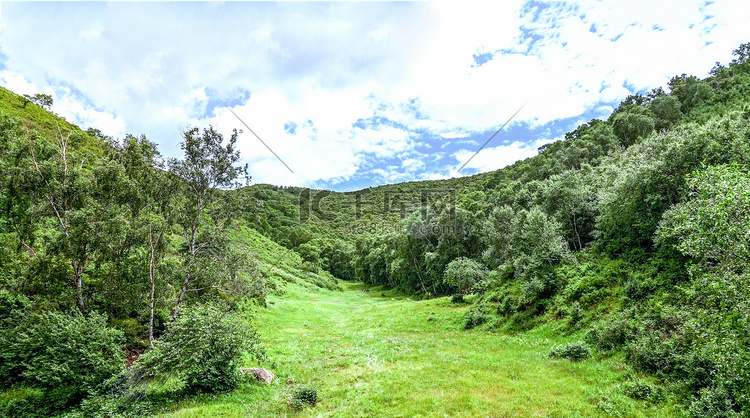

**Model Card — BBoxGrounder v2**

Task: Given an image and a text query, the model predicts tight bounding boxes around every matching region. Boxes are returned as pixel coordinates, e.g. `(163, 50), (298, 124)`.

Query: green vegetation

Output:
(155, 282), (678, 417)
(2, 42), (750, 416)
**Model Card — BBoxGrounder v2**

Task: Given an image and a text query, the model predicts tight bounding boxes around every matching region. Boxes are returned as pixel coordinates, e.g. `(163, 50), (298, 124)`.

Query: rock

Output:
(242, 367), (275, 385)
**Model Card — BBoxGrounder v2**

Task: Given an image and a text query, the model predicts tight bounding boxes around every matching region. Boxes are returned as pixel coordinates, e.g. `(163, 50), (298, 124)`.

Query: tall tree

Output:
(119, 134), (172, 346)
(14, 125), (120, 310)
(168, 126), (249, 317)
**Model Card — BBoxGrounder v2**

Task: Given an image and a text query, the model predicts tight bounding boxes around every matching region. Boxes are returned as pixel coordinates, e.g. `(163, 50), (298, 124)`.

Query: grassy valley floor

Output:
(160, 281), (678, 417)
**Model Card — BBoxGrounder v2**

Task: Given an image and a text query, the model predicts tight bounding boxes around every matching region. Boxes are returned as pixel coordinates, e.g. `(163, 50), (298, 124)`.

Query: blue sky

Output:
(1, 1), (748, 191)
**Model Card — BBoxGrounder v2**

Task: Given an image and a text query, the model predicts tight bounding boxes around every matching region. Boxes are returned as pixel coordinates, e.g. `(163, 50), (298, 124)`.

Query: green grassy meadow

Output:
(159, 280), (678, 417)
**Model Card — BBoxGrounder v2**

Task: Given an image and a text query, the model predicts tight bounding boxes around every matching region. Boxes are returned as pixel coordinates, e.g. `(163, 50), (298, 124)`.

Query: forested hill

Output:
(1, 42), (750, 417)
(239, 43), (750, 415)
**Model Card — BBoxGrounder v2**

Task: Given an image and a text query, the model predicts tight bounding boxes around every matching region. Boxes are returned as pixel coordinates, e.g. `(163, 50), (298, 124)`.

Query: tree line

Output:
(243, 43), (750, 416)
(0, 110), (264, 415)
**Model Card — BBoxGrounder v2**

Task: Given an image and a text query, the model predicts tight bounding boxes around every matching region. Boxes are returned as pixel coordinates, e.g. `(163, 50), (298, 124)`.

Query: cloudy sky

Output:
(1, 1), (748, 191)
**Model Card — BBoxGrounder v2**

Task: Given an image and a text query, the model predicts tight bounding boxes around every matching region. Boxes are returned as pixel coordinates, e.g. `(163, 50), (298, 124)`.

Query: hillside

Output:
(236, 42), (750, 416)
(1, 42), (750, 417)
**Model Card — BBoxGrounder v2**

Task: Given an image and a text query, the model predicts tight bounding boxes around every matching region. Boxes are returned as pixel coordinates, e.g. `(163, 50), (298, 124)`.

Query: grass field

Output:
(158, 278), (679, 417)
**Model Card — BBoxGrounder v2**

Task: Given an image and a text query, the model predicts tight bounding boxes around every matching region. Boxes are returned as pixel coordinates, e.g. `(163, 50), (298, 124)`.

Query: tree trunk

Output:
(173, 272), (190, 319)
(148, 223), (158, 347)
(72, 261), (85, 311)
(572, 213), (582, 251)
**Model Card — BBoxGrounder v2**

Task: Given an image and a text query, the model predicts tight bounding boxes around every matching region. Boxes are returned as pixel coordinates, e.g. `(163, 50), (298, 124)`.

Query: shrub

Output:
(549, 342), (590, 362)
(0, 311), (125, 414)
(688, 386), (741, 418)
(585, 318), (633, 351)
(131, 303), (263, 394)
(443, 257), (488, 296)
(291, 386), (318, 409)
(451, 294), (465, 304)
(463, 302), (490, 330)
(622, 381), (663, 403)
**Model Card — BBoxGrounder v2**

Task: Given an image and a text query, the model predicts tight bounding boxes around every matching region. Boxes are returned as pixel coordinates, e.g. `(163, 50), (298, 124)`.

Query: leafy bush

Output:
(549, 342), (590, 362)
(443, 257), (488, 296)
(0, 311), (125, 415)
(688, 386), (741, 418)
(450, 294), (465, 304)
(131, 303), (263, 394)
(463, 302), (490, 330)
(622, 381), (663, 403)
(585, 318), (633, 351)
(292, 386), (319, 409)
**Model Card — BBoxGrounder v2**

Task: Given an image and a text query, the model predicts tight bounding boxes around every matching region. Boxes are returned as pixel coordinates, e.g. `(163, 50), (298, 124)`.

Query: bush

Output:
(549, 342), (590, 362)
(688, 386), (741, 418)
(463, 302), (490, 330)
(132, 303), (263, 394)
(0, 311), (125, 414)
(291, 386), (318, 409)
(585, 318), (633, 351)
(622, 381), (663, 403)
(451, 294), (465, 304)
(443, 257), (488, 296)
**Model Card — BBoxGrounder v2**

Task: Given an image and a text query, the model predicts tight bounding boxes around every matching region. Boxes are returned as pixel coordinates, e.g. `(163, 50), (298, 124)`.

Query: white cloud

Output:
(54, 93), (126, 139)
(0, 70), (37, 96)
(0, 1), (748, 189)
(452, 136), (561, 174)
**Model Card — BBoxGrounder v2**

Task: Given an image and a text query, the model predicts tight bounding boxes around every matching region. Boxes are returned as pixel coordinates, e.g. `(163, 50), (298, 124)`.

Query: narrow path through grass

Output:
(162, 281), (676, 417)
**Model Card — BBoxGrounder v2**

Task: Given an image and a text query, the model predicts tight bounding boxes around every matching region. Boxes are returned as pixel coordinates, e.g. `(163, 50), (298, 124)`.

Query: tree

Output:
(131, 303), (263, 394)
(657, 163), (750, 272)
(23, 93), (53, 110)
(611, 105), (655, 146)
(539, 168), (598, 251)
(668, 74), (715, 114)
(168, 126), (249, 317)
(443, 257), (487, 296)
(10, 125), (123, 310)
(119, 134), (173, 346)
(730, 42), (750, 67)
(649, 95), (683, 131)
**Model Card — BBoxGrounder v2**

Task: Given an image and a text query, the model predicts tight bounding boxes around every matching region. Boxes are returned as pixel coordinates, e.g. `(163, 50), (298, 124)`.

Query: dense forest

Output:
(2, 43), (750, 416)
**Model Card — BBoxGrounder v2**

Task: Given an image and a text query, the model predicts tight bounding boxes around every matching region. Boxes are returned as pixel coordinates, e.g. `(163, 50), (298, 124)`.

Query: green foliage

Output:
(549, 342), (590, 362)
(585, 317), (634, 352)
(291, 386), (319, 409)
(658, 163), (750, 271)
(443, 257), (487, 295)
(298, 242), (321, 266)
(669, 74), (716, 114)
(611, 105), (655, 146)
(649, 95), (683, 130)
(0, 311), (124, 414)
(688, 386), (741, 418)
(462, 301), (490, 329)
(132, 303), (263, 394)
(622, 381), (664, 403)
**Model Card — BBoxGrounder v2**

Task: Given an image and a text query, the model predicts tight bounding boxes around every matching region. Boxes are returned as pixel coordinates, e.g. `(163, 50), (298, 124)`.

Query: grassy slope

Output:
(0, 86), (103, 156)
(228, 224), (342, 294)
(159, 279), (678, 417)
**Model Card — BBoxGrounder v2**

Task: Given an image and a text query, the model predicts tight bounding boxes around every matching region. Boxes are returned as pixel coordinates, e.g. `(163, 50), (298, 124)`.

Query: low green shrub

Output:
(549, 342), (590, 362)
(622, 381), (663, 403)
(131, 303), (264, 394)
(585, 318), (634, 351)
(0, 311), (125, 415)
(463, 302), (491, 330)
(688, 386), (741, 418)
(291, 386), (318, 409)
